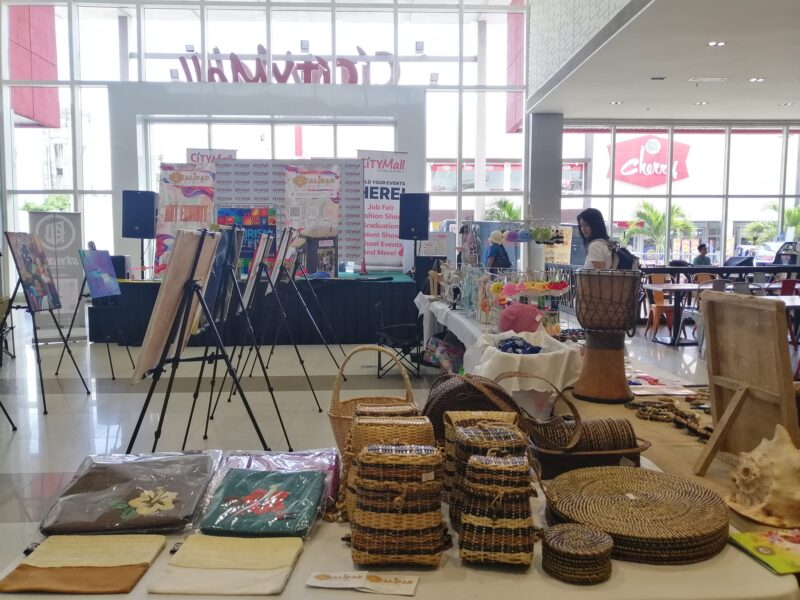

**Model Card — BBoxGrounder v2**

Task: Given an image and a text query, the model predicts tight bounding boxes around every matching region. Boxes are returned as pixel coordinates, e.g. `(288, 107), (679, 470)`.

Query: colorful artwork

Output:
(155, 164), (215, 276)
(241, 233), (272, 309)
(5, 232), (62, 312)
(79, 249), (121, 299)
(202, 226), (244, 323)
(215, 206), (277, 274)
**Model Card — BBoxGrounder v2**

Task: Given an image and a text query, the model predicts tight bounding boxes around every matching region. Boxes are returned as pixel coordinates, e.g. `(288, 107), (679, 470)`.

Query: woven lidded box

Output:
(542, 524), (613, 585)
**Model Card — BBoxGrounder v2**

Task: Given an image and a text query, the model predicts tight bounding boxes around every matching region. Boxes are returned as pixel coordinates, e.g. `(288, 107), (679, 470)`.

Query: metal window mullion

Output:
(200, 3), (207, 82)
(331, 3), (337, 85)
(455, 0), (463, 231)
(137, 4), (145, 81)
(664, 125), (674, 266)
(608, 125), (616, 232)
(779, 125), (789, 234)
(721, 125), (731, 263)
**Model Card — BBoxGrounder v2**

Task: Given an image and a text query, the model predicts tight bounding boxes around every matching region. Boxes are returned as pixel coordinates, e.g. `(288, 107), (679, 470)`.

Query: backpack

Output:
(607, 241), (641, 270)
(493, 245), (512, 269)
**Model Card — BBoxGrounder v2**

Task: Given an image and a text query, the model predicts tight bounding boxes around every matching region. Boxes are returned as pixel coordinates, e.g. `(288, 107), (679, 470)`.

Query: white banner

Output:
(358, 150), (408, 268)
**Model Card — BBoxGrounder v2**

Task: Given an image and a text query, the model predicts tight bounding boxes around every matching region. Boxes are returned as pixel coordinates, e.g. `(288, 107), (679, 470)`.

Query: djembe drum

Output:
(572, 270), (641, 403)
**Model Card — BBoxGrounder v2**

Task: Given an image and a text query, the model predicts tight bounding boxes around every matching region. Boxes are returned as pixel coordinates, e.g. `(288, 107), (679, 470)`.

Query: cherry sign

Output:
(608, 136), (690, 188)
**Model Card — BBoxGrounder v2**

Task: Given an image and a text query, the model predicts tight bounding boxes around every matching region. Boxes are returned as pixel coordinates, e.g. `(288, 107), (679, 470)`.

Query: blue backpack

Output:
(607, 241), (641, 270)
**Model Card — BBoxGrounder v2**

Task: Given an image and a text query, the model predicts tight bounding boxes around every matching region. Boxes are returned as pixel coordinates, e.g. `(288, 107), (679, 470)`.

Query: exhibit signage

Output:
(609, 136), (690, 188)
(29, 211), (84, 329)
(187, 148), (237, 165)
(358, 150), (408, 268)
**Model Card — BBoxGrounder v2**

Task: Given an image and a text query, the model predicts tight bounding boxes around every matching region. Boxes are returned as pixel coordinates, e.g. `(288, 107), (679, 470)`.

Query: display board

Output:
(214, 159), (363, 264)
(155, 164), (216, 276)
(29, 212), (84, 328)
(215, 206), (277, 274)
(358, 150), (408, 268)
(79, 250), (121, 299)
(4, 231), (62, 312)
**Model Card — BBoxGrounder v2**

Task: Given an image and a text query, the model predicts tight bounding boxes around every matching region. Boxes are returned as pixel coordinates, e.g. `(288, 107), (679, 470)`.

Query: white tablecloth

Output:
(414, 292), (486, 348)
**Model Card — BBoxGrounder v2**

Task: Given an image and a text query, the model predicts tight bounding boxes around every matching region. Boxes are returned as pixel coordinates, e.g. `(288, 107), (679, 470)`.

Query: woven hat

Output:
(489, 230), (504, 244)
(498, 303), (543, 334)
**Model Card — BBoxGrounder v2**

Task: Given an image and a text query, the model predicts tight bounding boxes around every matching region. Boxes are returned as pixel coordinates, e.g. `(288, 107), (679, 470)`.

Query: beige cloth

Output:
(169, 535), (303, 571)
(0, 564), (149, 594)
(23, 534), (166, 568)
(149, 564), (297, 596)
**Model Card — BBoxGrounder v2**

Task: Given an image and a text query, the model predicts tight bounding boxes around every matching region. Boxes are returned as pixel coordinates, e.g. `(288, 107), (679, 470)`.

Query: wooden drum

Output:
(573, 271), (641, 404)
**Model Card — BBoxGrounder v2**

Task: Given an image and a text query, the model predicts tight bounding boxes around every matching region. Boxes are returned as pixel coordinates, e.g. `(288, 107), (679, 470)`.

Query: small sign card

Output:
(307, 572), (419, 596)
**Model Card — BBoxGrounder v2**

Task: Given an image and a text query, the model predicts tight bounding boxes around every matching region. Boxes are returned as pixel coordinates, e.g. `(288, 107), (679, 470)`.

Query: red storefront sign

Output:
(609, 136), (690, 188)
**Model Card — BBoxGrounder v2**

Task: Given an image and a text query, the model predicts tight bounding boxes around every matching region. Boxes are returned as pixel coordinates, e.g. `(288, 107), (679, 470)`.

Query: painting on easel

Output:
(5, 232), (62, 312)
(79, 249), (121, 299)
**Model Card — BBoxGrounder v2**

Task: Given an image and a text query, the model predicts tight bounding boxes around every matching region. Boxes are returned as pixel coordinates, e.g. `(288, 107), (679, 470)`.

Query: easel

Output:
(693, 292), (800, 475)
(126, 229), (270, 453)
(54, 277), (135, 380)
(0, 295), (15, 429)
(0, 278), (90, 414)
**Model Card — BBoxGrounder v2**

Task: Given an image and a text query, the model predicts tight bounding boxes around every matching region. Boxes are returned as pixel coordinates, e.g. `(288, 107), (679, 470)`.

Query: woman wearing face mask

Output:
(577, 208), (613, 270)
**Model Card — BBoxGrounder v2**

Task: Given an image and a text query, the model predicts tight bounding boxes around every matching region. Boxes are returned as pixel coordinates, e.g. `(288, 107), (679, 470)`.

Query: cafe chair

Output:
(779, 278), (800, 296)
(680, 279), (726, 347)
(751, 272), (772, 284)
(374, 301), (422, 378)
(732, 282), (751, 295)
(644, 274), (674, 339)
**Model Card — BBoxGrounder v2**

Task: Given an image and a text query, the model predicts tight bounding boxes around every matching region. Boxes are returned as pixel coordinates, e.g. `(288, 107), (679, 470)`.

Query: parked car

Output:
(754, 241), (784, 265)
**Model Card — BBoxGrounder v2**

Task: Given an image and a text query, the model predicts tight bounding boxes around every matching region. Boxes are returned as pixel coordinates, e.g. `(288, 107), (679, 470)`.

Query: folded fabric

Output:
(148, 534), (303, 596)
(201, 469), (325, 537)
(0, 534), (165, 594)
(41, 453), (215, 535)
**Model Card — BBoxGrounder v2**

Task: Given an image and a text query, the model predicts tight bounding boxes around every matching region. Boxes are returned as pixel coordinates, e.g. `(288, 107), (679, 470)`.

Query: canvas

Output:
(241, 233), (272, 309)
(4, 232), (62, 312)
(79, 250), (121, 299)
(215, 207), (277, 274)
(203, 226), (244, 323)
(133, 229), (219, 382)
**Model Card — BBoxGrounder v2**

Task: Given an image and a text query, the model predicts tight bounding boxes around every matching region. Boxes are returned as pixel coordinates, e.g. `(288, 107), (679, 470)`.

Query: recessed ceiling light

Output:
(609, 100), (624, 105)
(650, 76), (666, 81)
(695, 101), (708, 106)
(749, 77), (766, 83)
(707, 41), (726, 47)
(688, 76), (728, 83)
(780, 102), (794, 107)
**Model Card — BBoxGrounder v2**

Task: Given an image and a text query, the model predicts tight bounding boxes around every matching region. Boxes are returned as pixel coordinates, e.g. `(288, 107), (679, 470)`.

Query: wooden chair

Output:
(644, 274), (674, 339)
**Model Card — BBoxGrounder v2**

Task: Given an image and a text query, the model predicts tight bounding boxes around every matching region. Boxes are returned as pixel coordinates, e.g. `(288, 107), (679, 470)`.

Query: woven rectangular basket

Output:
(354, 403), (420, 418)
(459, 454), (535, 567)
(351, 444), (447, 567)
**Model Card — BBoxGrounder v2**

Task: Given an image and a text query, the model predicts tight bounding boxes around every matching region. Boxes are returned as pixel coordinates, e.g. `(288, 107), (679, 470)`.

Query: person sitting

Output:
(693, 244), (712, 266)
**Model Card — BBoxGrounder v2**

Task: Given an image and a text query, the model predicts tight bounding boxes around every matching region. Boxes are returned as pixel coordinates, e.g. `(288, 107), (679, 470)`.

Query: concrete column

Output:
(527, 112), (563, 223)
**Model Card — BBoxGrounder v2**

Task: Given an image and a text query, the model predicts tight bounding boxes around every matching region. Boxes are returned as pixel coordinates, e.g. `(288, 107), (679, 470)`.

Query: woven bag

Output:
(424, 374), (519, 441)
(329, 345), (416, 452)
(342, 416), (435, 519)
(449, 422), (528, 532)
(459, 454), (535, 566)
(443, 411), (519, 501)
(354, 403), (420, 418)
(351, 444), (447, 567)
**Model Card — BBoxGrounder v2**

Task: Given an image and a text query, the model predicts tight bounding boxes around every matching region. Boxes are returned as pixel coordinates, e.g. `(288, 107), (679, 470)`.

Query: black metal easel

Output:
(54, 277), (135, 380)
(125, 229), (270, 453)
(0, 278), (90, 415)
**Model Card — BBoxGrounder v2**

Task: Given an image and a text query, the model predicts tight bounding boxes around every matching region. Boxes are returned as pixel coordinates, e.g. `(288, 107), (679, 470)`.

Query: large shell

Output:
(726, 425), (800, 528)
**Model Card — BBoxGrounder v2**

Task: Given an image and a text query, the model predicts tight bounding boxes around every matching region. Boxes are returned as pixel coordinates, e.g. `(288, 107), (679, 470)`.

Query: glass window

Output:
(207, 9), (267, 83)
(82, 194), (114, 253)
(671, 129), (725, 195)
(335, 11), (394, 85)
(727, 199), (778, 263)
(144, 8), (201, 82)
(426, 90), (458, 160)
(77, 6), (137, 81)
(612, 197), (667, 265)
(10, 86), (72, 190)
(270, 11), (332, 84)
(5, 5), (70, 81)
(79, 87), (110, 191)
(464, 194), (523, 222)
(786, 129), (799, 196)
(463, 12), (524, 87)
(430, 195), (457, 232)
(670, 198), (722, 266)
(562, 128), (611, 196)
(11, 193), (74, 234)
(147, 122), (209, 190)
(613, 129), (670, 196)
(398, 12), (459, 86)
(728, 129), (783, 195)
(210, 123), (271, 159)
(274, 124), (334, 158)
(336, 125), (394, 157)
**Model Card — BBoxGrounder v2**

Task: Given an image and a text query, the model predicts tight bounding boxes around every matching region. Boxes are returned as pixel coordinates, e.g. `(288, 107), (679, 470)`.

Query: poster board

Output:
(215, 206), (277, 274)
(203, 226), (244, 323)
(155, 164), (216, 276)
(133, 230), (219, 382)
(79, 250), (121, 299)
(694, 292), (800, 475)
(4, 232), (62, 312)
(285, 165), (340, 237)
(544, 226), (573, 265)
(241, 233), (271, 309)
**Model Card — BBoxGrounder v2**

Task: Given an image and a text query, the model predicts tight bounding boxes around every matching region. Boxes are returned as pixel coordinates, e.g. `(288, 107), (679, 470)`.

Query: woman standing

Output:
(577, 208), (613, 269)
(485, 230), (512, 272)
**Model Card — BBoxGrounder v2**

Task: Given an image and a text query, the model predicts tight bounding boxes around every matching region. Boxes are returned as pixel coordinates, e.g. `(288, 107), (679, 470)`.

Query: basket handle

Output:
(330, 344), (414, 410)
(493, 371), (583, 452)
(457, 374), (518, 412)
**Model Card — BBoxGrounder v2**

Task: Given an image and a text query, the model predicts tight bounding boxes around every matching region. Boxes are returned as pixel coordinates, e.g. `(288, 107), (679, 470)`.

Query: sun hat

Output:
(489, 230), (504, 244)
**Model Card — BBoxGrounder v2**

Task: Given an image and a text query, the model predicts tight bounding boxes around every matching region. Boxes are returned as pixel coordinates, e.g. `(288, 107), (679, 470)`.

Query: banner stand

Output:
(54, 277), (135, 381)
(0, 278), (90, 416)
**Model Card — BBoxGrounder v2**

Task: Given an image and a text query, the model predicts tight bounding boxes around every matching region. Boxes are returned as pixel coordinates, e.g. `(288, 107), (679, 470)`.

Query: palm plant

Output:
(625, 201), (694, 251)
(484, 198), (521, 222)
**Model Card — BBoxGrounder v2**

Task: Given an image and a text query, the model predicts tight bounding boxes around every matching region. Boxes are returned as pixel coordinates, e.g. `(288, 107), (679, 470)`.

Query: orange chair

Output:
(644, 274), (674, 339)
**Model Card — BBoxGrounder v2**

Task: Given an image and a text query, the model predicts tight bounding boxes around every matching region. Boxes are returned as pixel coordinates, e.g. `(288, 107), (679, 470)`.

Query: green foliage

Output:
(742, 221), (777, 245)
(625, 201), (694, 250)
(20, 194), (72, 212)
(484, 198), (521, 222)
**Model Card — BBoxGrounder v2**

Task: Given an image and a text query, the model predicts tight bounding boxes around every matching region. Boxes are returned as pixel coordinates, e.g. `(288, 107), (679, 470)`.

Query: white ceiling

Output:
(530, 0), (800, 121)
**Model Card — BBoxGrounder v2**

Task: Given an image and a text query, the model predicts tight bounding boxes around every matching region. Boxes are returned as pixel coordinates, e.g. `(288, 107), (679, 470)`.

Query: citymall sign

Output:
(609, 135), (690, 188)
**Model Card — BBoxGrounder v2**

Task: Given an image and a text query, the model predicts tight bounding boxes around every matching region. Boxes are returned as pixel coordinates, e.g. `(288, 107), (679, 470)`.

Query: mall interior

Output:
(0, 0), (799, 598)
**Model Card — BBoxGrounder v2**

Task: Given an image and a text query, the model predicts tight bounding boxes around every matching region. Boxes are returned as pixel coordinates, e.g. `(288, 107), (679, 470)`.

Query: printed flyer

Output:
(285, 164), (341, 238)
(155, 163), (215, 276)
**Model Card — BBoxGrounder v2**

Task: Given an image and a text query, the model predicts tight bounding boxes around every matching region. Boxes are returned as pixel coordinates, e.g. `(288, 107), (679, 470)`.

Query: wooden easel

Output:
(694, 292), (800, 475)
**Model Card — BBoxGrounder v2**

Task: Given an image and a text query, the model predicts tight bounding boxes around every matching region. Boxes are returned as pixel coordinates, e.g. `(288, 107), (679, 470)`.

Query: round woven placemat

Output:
(546, 467), (729, 565)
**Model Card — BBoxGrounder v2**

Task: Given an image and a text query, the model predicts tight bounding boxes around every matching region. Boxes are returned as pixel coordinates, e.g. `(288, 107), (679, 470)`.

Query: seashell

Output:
(725, 425), (800, 528)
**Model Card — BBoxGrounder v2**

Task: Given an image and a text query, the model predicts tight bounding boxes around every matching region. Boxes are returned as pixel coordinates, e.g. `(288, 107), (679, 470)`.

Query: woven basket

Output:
(351, 444), (447, 567)
(329, 345), (416, 452)
(343, 416), (435, 518)
(545, 466), (729, 565)
(443, 411), (519, 501)
(459, 454), (535, 567)
(450, 423), (528, 532)
(493, 372), (583, 452)
(542, 524), (613, 585)
(354, 403), (420, 417)
(424, 374), (518, 441)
